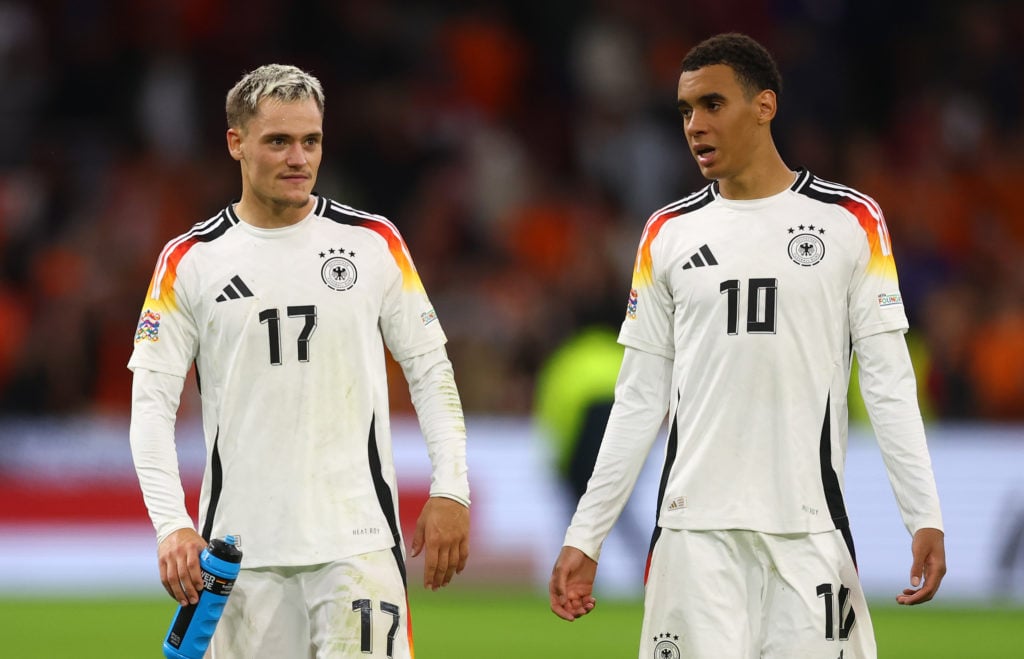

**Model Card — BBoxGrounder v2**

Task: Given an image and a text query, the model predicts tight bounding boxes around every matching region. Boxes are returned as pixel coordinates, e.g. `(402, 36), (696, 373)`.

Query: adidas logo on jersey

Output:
(681, 244), (718, 269)
(215, 275), (254, 302)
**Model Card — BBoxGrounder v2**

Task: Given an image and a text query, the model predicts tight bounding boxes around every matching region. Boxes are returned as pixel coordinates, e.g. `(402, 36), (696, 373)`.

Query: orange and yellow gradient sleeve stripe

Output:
(840, 197), (899, 281)
(361, 218), (426, 293)
(630, 210), (679, 290)
(133, 238), (196, 343)
(144, 236), (197, 314)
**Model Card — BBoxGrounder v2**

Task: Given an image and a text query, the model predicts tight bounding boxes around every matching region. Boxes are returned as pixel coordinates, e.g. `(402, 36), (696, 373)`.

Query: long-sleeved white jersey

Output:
(129, 196), (469, 568)
(565, 170), (942, 559)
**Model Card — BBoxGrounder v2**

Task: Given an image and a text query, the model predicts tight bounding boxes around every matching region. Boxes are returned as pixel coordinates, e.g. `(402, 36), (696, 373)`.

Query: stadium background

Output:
(0, 0), (1022, 656)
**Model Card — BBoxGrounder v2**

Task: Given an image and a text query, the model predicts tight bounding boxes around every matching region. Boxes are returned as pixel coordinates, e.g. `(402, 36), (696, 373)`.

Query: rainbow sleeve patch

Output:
(134, 309), (161, 343)
(626, 288), (639, 319)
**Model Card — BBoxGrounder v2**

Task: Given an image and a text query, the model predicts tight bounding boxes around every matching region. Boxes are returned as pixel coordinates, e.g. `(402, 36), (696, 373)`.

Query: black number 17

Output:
(258, 305), (317, 365)
(352, 599), (401, 658)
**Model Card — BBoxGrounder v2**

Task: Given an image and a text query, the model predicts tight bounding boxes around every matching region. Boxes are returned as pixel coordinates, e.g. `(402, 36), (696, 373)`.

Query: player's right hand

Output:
(549, 545), (598, 621)
(158, 528), (208, 606)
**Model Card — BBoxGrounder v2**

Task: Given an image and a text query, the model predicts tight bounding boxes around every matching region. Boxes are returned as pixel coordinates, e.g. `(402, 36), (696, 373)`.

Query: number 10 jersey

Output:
(621, 169), (910, 535)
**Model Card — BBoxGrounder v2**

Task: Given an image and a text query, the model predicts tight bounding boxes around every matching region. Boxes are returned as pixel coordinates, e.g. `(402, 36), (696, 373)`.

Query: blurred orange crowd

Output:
(0, 0), (1020, 420)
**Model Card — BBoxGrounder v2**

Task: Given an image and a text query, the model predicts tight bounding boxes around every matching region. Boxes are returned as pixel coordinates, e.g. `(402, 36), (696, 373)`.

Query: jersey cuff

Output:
(156, 520), (199, 545)
(562, 532), (602, 562)
(428, 492), (470, 508)
(850, 319), (908, 343)
(909, 518), (945, 536)
(387, 336), (449, 363)
(616, 336), (674, 361)
(126, 357), (190, 378)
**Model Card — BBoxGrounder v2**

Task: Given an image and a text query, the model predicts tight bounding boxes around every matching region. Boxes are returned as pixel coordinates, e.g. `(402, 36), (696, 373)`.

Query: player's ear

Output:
(227, 127), (244, 161)
(755, 89), (777, 124)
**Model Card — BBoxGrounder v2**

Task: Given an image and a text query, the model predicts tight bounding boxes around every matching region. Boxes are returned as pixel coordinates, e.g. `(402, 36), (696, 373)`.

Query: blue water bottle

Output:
(162, 535), (243, 659)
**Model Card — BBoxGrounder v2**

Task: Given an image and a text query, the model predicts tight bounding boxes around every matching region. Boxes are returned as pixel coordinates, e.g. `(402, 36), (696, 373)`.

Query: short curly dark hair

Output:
(681, 33), (782, 99)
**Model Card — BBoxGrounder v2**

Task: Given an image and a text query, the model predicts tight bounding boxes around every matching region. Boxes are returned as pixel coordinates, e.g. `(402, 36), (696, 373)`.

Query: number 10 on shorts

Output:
(816, 583), (856, 641)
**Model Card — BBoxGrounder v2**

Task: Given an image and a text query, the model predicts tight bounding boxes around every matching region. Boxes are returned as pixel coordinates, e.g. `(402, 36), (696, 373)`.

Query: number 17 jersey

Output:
(621, 170), (909, 535)
(128, 196), (448, 567)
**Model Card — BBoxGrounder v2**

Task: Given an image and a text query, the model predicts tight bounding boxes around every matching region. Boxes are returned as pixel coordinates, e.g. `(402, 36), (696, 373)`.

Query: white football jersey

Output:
(128, 196), (447, 567)
(621, 169), (909, 534)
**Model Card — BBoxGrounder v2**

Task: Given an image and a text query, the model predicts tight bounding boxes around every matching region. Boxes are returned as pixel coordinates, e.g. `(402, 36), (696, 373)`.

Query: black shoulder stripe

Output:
(320, 197), (390, 227)
(793, 171), (876, 209)
(313, 194), (328, 216)
(795, 181), (841, 206)
(791, 169), (842, 205)
(192, 208), (237, 243)
(671, 184), (716, 215)
(153, 209), (237, 290)
(641, 185), (716, 232)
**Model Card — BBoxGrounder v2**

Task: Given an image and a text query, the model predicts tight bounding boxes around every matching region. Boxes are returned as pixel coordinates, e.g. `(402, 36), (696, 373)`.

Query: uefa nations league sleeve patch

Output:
(134, 309), (161, 343)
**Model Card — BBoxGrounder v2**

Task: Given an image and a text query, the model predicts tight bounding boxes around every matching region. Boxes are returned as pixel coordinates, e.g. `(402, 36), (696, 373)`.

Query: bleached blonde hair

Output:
(225, 64), (325, 129)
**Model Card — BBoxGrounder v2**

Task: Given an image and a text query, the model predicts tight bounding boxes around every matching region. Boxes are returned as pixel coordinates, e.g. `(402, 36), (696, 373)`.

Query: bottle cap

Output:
(209, 536), (243, 563)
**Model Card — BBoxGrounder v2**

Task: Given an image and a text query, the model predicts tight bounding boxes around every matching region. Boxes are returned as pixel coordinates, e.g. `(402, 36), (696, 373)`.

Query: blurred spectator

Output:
(0, 0), (1021, 422)
(969, 293), (1024, 419)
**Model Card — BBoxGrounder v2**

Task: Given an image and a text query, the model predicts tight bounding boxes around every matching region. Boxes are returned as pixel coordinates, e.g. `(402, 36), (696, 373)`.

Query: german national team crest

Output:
(787, 225), (826, 267)
(320, 248), (357, 291)
(652, 632), (681, 659)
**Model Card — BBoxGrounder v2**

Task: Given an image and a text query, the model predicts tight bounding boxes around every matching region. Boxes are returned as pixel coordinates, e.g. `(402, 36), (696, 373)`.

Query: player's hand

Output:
(158, 528), (208, 606)
(411, 497), (469, 590)
(549, 546), (598, 621)
(896, 527), (946, 605)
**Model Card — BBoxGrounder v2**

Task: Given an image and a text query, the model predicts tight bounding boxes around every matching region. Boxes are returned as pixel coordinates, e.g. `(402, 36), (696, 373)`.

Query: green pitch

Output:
(2, 590), (1021, 657)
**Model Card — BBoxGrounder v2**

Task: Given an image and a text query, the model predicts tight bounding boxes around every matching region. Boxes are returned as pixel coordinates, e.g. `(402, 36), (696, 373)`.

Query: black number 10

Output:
(719, 278), (778, 335)
(816, 583), (856, 641)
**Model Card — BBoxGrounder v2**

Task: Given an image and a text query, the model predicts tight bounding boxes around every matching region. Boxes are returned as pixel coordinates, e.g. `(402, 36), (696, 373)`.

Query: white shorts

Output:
(210, 547), (411, 659)
(640, 528), (876, 659)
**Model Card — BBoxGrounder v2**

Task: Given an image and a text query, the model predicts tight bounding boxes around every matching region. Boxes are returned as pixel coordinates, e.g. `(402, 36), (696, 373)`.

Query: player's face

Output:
(677, 64), (767, 182)
(229, 97), (323, 216)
